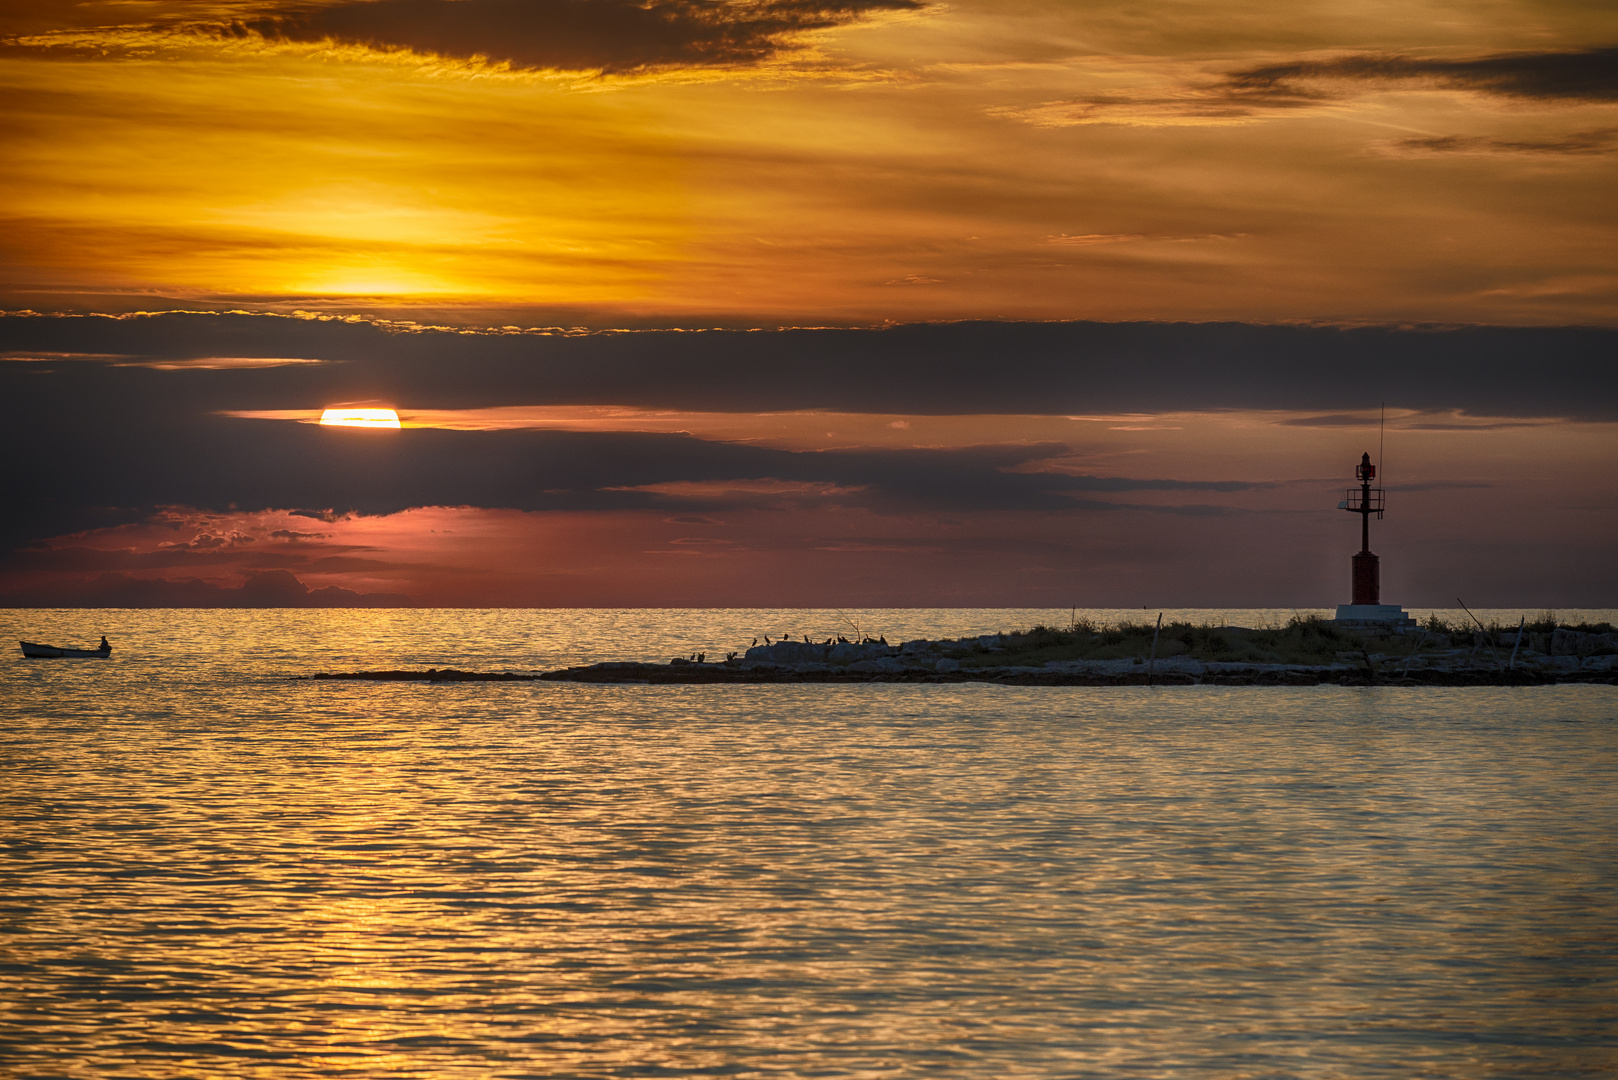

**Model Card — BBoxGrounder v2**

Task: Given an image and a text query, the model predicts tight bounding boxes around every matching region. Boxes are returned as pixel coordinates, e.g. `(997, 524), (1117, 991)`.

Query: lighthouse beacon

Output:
(1331, 451), (1417, 630)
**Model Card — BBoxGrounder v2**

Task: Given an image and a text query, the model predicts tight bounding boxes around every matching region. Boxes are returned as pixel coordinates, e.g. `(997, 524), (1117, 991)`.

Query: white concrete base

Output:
(1333, 604), (1418, 630)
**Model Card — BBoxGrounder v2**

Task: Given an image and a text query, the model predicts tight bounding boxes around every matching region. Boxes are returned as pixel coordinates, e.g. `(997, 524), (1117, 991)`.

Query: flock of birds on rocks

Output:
(684, 634), (892, 664)
(752, 634), (889, 647)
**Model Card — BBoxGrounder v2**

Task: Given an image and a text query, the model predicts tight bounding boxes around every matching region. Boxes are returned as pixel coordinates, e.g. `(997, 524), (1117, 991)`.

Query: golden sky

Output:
(3, 0), (1616, 324)
(2, 3), (1615, 607)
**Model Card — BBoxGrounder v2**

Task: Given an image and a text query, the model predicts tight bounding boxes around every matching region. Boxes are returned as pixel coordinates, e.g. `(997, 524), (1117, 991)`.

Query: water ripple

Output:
(2, 611), (1615, 1078)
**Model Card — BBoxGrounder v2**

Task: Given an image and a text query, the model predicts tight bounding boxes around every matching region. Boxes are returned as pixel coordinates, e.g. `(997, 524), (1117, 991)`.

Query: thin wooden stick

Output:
(1147, 612), (1163, 686)
(1400, 630), (1427, 678)
(1457, 597), (1504, 672)
(1509, 614), (1525, 671)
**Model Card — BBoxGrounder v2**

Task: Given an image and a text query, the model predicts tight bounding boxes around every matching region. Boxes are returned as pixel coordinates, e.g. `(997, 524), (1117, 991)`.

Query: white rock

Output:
(829, 642), (897, 663)
(1553, 629), (1596, 655)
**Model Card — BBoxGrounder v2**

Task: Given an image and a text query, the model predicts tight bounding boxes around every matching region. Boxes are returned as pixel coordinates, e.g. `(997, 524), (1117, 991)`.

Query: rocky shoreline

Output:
(304, 625), (1618, 687)
(307, 658), (1617, 687)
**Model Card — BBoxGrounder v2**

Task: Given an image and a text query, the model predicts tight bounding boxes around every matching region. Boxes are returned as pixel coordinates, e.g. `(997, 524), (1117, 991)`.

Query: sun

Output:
(320, 408), (401, 429)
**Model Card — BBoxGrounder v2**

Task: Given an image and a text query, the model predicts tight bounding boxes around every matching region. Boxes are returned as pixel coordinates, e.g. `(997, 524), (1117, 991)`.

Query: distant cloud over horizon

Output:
(4, 312), (1612, 419)
(3, 313), (1614, 606)
(0, 567), (409, 608)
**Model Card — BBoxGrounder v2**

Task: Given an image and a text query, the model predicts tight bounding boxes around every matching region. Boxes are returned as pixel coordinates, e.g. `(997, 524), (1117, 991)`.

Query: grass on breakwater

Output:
(934, 614), (1617, 669)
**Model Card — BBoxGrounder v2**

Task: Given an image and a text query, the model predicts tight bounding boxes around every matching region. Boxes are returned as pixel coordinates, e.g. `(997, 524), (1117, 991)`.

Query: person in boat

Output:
(99, 636), (109, 651)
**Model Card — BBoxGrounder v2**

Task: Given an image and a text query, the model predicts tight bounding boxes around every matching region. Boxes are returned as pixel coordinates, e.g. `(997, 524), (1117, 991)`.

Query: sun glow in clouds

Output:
(320, 408), (401, 429)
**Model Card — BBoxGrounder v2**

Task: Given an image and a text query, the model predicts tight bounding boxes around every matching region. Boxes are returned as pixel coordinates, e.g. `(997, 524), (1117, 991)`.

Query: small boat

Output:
(20, 639), (111, 659)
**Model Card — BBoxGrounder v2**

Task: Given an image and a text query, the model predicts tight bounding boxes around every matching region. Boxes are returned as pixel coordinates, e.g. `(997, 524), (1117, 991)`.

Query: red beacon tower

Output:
(1347, 452), (1383, 604)
(1332, 450), (1415, 630)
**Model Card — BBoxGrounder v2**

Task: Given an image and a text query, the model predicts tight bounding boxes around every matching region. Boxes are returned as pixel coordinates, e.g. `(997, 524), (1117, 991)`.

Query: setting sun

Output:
(319, 408), (401, 429)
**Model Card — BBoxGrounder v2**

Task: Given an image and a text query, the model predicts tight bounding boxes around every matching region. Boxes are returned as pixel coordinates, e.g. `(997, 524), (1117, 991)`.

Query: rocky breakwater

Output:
(536, 630), (1618, 686)
(305, 625), (1618, 686)
(1499, 628), (1618, 671)
(535, 639), (969, 685)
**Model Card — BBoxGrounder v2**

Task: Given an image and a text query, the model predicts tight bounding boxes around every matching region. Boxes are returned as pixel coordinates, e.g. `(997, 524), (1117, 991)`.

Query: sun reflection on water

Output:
(0, 609), (1614, 1078)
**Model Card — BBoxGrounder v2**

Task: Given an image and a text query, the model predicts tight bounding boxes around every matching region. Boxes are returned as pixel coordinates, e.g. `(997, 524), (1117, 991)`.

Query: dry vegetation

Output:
(933, 614), (1617, 668)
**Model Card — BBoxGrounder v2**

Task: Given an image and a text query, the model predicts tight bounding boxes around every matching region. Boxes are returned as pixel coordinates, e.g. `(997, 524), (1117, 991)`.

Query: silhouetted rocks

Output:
(309, 668), (540, 682)
(303, 660), (1614, 686)
(302, 618), (1618, 687)
(299, 620), (1618, 687)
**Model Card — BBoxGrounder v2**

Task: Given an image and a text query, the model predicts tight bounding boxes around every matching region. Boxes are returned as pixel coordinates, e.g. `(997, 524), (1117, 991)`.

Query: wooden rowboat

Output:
(19, 640), (111, 659)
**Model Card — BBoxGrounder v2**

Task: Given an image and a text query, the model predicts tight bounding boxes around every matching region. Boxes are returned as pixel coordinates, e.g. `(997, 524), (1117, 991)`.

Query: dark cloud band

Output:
(3, 313), (1612, 555)
(1228, 46), (1618, 103)
(4, 313), (1613, 419)
(229, 0), (923, 72)
(1387, 129), (1618, 156)
(1018, 46), (1618, 126)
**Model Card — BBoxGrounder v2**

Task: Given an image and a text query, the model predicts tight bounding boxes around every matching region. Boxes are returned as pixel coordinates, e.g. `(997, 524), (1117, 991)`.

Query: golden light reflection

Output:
(320, 408), (401, 429)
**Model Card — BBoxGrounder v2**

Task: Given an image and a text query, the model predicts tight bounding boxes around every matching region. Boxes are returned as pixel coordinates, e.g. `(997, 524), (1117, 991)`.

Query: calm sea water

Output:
(3, 609), (1616, 1079)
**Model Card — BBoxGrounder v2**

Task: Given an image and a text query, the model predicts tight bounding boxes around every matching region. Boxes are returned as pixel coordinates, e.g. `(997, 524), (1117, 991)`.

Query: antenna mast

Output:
(1378, 402), (1385, 483)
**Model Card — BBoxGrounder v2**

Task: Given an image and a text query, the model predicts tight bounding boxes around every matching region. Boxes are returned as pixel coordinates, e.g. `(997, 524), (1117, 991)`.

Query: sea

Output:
(3, 608), (1616, 1079)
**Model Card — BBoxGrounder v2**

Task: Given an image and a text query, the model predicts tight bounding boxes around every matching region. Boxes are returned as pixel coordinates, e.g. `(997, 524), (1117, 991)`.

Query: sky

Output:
(1, 0), (1614, 607)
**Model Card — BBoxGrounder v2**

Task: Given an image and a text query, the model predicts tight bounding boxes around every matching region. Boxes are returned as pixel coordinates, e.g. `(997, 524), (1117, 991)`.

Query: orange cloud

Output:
(3, 2), (1617, 325)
